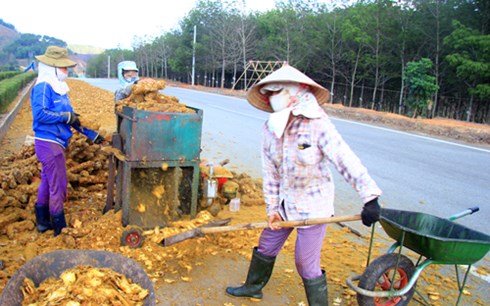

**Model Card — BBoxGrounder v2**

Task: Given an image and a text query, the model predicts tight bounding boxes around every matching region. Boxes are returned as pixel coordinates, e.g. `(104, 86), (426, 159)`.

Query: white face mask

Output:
(56, 68), (68, 81)
(125, 76), (139, 83)
(268, 83), (302, 112)
(269, 91), (291, 112)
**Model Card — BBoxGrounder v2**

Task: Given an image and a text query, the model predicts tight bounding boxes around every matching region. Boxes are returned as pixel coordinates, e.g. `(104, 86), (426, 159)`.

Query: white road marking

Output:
(332, 117), (490, 153)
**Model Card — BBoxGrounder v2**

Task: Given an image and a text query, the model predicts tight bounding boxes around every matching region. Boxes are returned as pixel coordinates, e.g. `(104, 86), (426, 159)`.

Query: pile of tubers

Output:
(115, 78), (195, 113)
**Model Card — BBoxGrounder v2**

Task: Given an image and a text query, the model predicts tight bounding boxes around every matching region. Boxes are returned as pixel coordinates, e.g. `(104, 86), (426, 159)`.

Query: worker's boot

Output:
(34, 204), (52, 233)
(303, 270), (328, 306)
(51, 212), (67, 237)
(226, 247), (276, 299)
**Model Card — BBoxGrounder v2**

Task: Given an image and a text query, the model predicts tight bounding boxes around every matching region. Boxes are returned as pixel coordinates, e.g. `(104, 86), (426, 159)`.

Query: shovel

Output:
(162, 214), (361, 246)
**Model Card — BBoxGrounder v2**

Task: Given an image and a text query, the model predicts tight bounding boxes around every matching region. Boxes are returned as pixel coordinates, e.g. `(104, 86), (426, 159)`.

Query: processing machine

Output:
(105, 105), (203, 230)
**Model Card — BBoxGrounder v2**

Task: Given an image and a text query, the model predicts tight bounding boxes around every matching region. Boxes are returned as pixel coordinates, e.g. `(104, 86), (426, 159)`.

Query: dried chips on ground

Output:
(21, 265), (149, 306)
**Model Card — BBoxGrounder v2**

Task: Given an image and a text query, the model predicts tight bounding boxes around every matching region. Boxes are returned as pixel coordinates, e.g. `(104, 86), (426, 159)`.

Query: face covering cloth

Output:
(36, 62), (70, 95)
(265, 83), (322, 138)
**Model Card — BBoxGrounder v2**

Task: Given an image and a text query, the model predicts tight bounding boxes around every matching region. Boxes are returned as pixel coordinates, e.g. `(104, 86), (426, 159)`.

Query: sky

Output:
(1, 0), (334, 50)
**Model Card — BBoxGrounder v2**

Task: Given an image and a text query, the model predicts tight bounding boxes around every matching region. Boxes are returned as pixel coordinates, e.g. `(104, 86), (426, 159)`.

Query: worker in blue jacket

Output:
(31, 46), (105, 236)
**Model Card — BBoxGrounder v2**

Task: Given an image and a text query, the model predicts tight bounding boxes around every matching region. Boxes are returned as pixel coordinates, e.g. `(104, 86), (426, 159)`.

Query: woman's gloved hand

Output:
(94, 134), (106, 144)
(361, 198), (381, 227)
(67, 112), (81, 128)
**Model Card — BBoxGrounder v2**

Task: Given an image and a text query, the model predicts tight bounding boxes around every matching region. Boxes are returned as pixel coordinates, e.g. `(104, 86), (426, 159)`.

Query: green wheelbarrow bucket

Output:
(0, 250), (155, 306)
(347, 207), (490, 305)
(380, 208), (490, 265)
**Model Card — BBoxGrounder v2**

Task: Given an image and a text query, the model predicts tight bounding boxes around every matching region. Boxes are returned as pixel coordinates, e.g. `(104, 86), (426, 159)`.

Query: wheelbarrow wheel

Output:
(121, 226), (145, 248)
(357, 253), (416, 306)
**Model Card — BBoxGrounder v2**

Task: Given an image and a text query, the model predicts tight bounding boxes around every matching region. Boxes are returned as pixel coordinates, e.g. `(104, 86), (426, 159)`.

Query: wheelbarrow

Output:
(347, 207), (490, 306)
(0, 250), (156, 306)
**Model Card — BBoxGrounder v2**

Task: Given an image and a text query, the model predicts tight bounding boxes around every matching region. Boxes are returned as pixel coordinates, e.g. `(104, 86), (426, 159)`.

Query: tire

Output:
(120, 226), (145, 248)
(357, 253), (416, 306)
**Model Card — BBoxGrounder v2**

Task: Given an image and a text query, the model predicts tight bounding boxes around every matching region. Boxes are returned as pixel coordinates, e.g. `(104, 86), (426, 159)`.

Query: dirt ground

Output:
(0, 80), (488, 306)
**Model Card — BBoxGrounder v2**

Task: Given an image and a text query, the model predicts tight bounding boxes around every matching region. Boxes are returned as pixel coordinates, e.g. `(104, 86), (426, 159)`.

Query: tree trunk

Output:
(371, 8), (381, 110)
(329, 13), (338, 104)
(221, 58), (226, 89)
(486, 101), (490, 124)
(233, 62), (237, 89)
(349, 47), (361, 108)
(360, 81), (365, 108)
(466, 95), (473, 122)
(412, 104), (418, 118)
(431, 0), (441, 119)
(380, 83), (385, 111)
(398, 65), (405, 112)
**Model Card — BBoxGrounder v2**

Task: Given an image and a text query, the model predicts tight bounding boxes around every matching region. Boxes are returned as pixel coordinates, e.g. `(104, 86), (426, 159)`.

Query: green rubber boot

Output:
(303, 270), (328, 306)
(226, 247), (276, 299)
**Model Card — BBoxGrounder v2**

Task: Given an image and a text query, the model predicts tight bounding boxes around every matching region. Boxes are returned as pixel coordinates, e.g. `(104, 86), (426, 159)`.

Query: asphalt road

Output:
(84, 78), (490, 236)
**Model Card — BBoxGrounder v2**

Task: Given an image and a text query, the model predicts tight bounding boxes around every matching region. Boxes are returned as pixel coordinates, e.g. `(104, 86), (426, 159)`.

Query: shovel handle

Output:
(200, 214), (361, 235)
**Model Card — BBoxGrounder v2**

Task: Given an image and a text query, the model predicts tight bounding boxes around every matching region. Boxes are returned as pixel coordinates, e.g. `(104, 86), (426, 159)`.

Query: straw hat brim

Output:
(246, 65), (330, 113)
(35, 54), (77, 68)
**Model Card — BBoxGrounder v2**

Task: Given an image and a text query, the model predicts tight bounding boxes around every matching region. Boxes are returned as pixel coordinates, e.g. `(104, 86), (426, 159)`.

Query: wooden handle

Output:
(200, 214), (361, 235)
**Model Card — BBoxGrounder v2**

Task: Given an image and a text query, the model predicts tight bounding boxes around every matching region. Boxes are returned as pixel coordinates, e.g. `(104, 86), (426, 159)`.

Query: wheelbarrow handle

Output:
(469, 206), (480, 213)
(448, 206), (479, 221)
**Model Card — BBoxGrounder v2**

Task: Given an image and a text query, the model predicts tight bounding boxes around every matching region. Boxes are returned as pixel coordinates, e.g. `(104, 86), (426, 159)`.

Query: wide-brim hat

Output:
(35, 46), (77, 68)
(246, 64), (330, 113)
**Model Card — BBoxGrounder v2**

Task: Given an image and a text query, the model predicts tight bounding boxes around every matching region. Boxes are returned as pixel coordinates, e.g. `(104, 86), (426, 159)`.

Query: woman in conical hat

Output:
(247, 64), (330, 112)
(226, 64), (383, 304)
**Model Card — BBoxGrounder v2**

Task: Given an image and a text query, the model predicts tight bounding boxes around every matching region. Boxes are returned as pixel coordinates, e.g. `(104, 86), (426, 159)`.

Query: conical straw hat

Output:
(246, 64), (330, 113)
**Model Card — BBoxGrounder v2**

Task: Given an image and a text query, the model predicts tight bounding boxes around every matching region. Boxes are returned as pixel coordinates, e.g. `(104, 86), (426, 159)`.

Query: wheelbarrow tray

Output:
(380, 209), (490, 265)
(0, 250), (155, 306)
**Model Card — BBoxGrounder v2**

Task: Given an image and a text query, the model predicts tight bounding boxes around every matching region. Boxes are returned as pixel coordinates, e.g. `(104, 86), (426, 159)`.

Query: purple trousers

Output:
(258, 224), (328, 280)
(35, 140), (67, 215)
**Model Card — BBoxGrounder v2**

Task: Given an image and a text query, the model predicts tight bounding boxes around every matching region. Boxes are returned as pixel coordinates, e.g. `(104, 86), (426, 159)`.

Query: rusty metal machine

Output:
(105, 106), (203, 233)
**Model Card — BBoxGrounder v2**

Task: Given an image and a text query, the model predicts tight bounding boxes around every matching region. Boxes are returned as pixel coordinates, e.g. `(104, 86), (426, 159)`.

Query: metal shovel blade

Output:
(162, 228), (203, 246)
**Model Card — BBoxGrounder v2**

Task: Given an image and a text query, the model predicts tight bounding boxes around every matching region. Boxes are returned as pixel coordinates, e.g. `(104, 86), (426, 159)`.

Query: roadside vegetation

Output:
(86, 0), (489, 124)
(0, 71), (35, 112)
(1, 1), (488, 125)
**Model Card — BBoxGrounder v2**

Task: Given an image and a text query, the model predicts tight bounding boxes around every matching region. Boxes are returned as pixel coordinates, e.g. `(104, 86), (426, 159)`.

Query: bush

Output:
(0, 71), (21, 82)
(0, 71), (36, 113)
